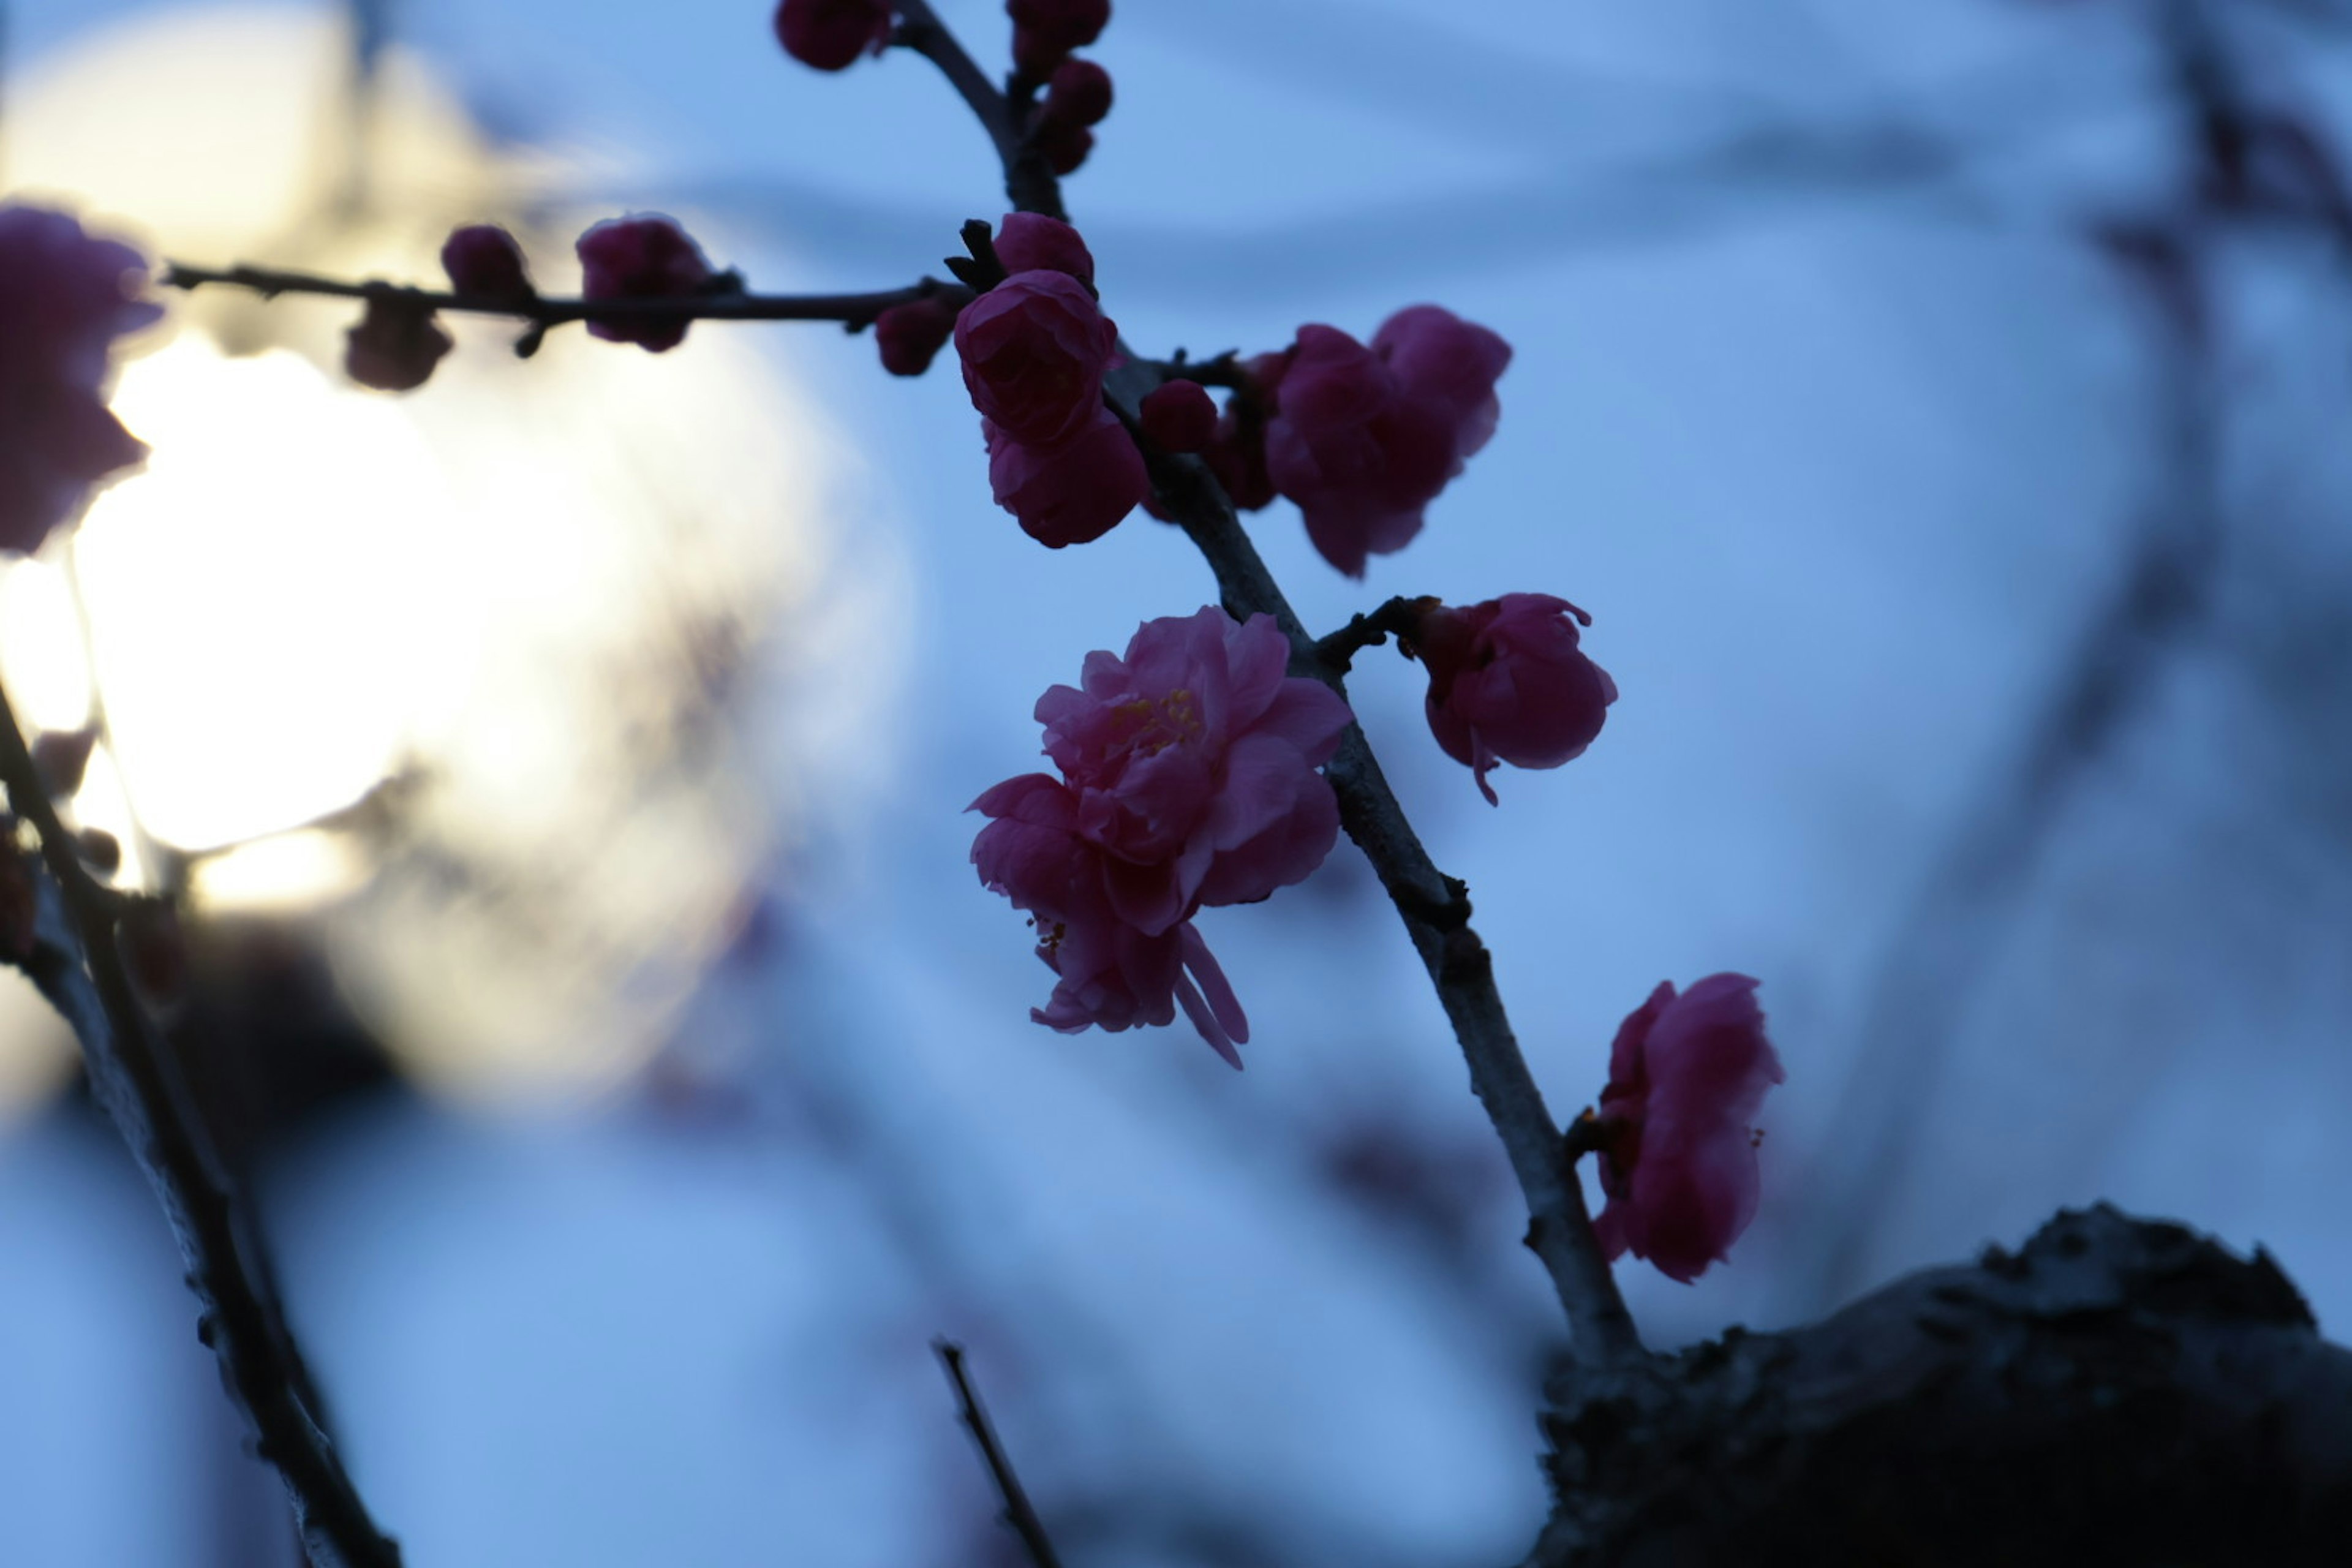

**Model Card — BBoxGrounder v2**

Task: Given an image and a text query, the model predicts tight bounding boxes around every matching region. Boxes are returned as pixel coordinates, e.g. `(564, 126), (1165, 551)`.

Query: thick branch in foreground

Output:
(1532, 1205), (2352, 1566)
(0, 683), (401, 1568)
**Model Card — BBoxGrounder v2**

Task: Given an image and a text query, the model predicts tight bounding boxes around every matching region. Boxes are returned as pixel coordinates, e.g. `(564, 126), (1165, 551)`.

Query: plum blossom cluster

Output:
(1585, 975), (1784, 1283)
(0, 204), (160, 556)
(971, 608), (1351, 1066)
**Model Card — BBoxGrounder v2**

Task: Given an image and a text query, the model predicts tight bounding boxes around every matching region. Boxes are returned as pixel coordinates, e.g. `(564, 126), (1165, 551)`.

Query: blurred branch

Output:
(892, 0), (1065, 221)
(0, 682), (401, 1568)
(935, 1340), (1065, 1568)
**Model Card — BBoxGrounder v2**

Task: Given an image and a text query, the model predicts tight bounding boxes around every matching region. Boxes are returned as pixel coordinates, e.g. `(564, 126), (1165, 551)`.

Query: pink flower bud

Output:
(992, 213), (1094, 285)
(344, 295), (453, 392)
(1008, 0), (1109, 74)
(774, 0), (894, 71)
(1591, 976), (1784, 1284)
(984, 407), (1147, 546)
(440, 224), (534, 301)
(0, 203), (161, 556)
(576, 214), (713, 353)
(971, 607), (1352, 1065)
(955, 269), (1118, 446)
(873, 296), (959, 376)
(1406, 594), (1614, 805)
(1044, 59), (1113, 126)
(1139, 379), (1215, 453)
(1032, 118), (1095, 175)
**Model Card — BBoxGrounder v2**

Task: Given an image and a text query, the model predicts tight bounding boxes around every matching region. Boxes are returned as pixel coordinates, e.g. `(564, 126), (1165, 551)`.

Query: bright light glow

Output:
(0, 562), (94, 733)
(190, 829), (371, 913)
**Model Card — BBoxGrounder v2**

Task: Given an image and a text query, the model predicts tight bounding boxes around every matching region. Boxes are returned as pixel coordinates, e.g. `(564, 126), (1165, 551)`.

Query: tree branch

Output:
(0, 682), (401, 1568)
(933, 1339), (1065, 1568)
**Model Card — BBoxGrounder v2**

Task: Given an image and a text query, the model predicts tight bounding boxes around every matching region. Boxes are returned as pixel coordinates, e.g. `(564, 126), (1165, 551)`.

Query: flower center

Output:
(1109, 687), (1202, 757)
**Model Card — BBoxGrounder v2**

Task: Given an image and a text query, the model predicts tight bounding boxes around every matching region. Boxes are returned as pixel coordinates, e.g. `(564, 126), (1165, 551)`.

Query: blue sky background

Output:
(6, 1), (2352, 1563)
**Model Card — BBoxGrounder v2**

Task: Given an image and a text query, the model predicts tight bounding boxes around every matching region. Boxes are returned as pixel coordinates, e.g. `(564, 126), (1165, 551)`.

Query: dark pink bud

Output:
(984, 408), (1147, 546)
(992, 213), (1094, 285)
(1139, 379), (1215, 453)
(1044, 59), (1113, 126)
(439, 224), (533, 301)
(1032, 118), (1094, 176)
(1008, 0), (1109, 74)
(576, 214), (714, 353)
(774, 0), (894, 71)
(955, 270), (1117, 446)
(1591, 976), (1784, 1284)
(1406, 594), (1614, 805)
(873, 296), (959, 376)
(344, 295), (453, 392)
(0, 203), (161, 555)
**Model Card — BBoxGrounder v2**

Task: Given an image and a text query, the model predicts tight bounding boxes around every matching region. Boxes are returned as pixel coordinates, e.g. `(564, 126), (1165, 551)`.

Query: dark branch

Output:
(891, 0), (1068, 219)
(0, 682), (402, 1568)
(933, 1340), (1065, 1568)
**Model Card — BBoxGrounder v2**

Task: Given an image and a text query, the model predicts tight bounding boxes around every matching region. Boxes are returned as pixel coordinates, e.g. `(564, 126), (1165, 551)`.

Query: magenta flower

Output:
(0, 204), (161, 556)
(972, 608), (1354, 1065)
(992, 213), (1095, 286)
(1262, 305), (1510, 577)
(576, 214), (713, 353)
(984, 407), (1148, 547)
(956, 268), (1118, 446)
(1406, 594), (1616, 805)
(873, 295), (959, 377)
(1139, 379), (1215, 453)
(440, 224), (533, 302)
(1591, 975), (1784, 1284)
(774, 0), (894, 71)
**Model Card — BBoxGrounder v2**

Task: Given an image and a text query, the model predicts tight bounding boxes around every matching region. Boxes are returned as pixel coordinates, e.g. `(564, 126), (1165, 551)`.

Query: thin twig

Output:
(898, 0), (1645, 1365)
(164, 262), (967, 332)
(933, 1339), (1065, 1568)
(0, 680), (402, 1568)
(891, 0), (1067, 219)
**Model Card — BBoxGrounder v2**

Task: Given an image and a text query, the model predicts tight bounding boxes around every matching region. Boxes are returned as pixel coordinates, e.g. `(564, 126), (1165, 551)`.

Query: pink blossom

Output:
(1262, 305), (1510, 577)
(1406, 594), (1616, 805)
(1008, 0), (1109, 75)
(984, 407), (1147, 547)
(576, 214), (713, 353)
(992, 213), (1094, 286)
(774, 0), (894, 71)
(873, 295), (959, 377)
(971, 608), (1354, 1065)
(956, 269), (1118, 445)
(0, 204), (161, 556)
(440, 224), (533, 302)
(1591, 975), (1784, 1284)
(1139, 379), (1215, 453)
(344, 296), (453, 392)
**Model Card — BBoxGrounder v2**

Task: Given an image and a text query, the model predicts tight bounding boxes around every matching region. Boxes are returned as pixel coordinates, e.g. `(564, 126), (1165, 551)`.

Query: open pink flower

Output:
(1262, 305), (1510, 577)
(0, 204), (161, 556)
(576, 214), (712, 353)
(972, 608), (1353, 1065)
(956, 268), (1117, 447)
(984, 407), (1147, 547)
(1591, 975), (1784, 1284)
(1406, 594), (1616, 804)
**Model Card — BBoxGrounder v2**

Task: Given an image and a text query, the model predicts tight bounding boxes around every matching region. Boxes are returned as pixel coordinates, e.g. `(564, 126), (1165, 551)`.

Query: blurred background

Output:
(4, 0), (2352, 1561)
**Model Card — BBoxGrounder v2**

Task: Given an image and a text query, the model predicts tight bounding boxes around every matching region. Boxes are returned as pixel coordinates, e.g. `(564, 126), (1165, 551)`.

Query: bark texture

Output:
(1532, 1204), (2352, 1566)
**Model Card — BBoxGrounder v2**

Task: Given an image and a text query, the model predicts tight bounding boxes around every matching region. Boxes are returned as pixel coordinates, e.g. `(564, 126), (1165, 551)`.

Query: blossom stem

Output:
(0, 679), (403, 1567)
(162, 262), (968, 339)
(1311, 595), (1432, 674)
(934, 1339), (1065, 1568)
(891, 0), (1067, 221)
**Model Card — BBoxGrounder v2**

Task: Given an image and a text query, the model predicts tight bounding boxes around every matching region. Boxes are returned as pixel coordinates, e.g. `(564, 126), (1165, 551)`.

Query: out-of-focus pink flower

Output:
(956, 269), (1117, 446)
(1008, 0), (1109, 75)
(1044, 59), (1114, 125)
(992, 213), (1094, 286)
(1139, 379), (1215, 453)
(774, 0), (894, 71)
(1591, 975), (1784, 1284)
(1406, 594), (1616, 805)
(873, 295), (959, 377)
(0, 204), (160, 555)
(344, 296), (453, 392)
(971, 608), (1353, 1065)
(440, 224), (533, 302)
(984, 407), (1147, 547)
(576, 214), (713, 353)
(1262, 305), (1510, 577)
